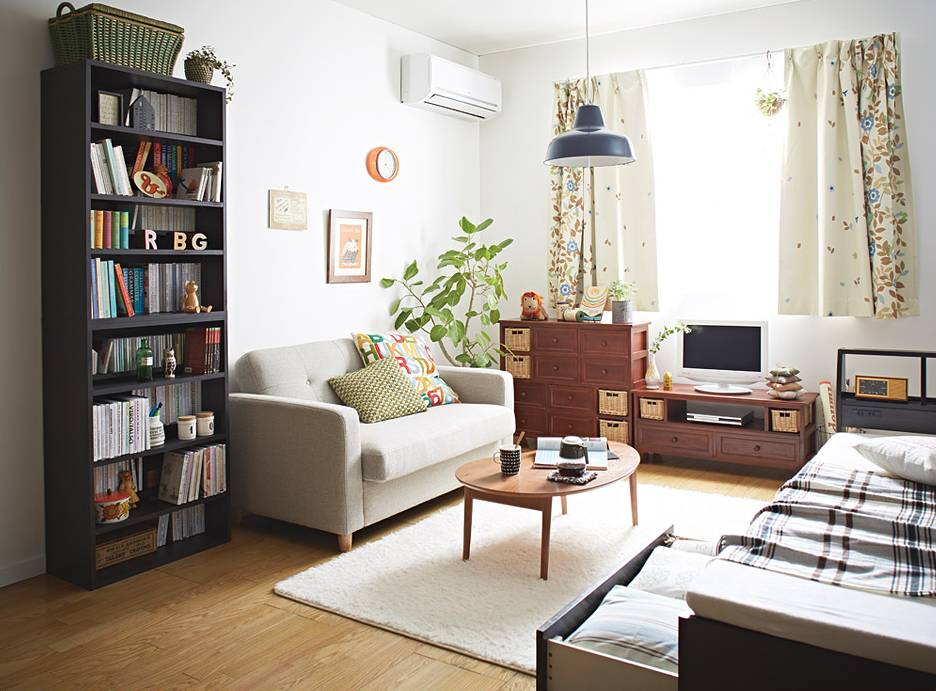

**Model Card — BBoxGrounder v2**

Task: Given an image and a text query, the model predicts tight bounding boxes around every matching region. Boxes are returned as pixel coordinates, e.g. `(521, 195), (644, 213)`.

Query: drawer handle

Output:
(520, 392), (527, 397)
(753, 445), (761, 452)
(671, 436), (678, 443)
(567, 395), (574, 401)
(552, 337), (558, 343)
(601, 340), (607, 347)
(567, 424), (573, 430)
(552, 366), (559, 371)
(601, 368), (608, 375)
(520, 418), (526, 425)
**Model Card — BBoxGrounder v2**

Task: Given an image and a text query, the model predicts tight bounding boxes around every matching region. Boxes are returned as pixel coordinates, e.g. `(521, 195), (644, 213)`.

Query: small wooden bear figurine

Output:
(163, 347), (176, 379)
(520, 291), (549, 320)
(117, 470), (140, 509)
(182, 280), (212, 313)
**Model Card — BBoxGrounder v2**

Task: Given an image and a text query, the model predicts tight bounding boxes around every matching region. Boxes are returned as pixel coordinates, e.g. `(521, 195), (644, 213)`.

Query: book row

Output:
(92, 327), (222, 377)
(93, 395), (150, 462)
(137, 205), (196, 233)
(156, 504), (206, 547)
(130, 381), (202, 427)
(93, 457), (144, 495)
(126, 88), (198, 137)
(181, 327), (223, 376)
(158, 443), (227, 505)
(90, 139), (134, 196)
(90, 260), (202, 319)
(177, 162), (222, 203)
(90, 209), (131, 250)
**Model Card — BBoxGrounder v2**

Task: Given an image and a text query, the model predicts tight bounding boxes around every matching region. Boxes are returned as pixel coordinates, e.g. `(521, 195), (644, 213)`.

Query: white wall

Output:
(0, 0), (481, 585)
(479, 0), (935, 392)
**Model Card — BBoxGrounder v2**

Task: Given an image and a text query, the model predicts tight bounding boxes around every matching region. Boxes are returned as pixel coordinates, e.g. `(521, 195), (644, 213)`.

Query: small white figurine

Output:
(163, 347), (176, 379)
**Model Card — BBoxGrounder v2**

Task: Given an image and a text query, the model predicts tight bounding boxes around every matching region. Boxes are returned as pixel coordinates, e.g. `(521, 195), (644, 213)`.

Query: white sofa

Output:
(230, 338), (515, 551)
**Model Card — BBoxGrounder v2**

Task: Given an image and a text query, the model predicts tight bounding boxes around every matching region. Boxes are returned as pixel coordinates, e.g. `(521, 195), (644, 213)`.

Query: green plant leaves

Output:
(403, 260), (419, 281)
(380, 278), (395, 288)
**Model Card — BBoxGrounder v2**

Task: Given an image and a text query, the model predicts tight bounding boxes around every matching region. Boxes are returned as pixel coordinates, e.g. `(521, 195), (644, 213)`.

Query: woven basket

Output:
(48, 2), (184, 76)
(639, 398), (665, 420)
(771, 409), (799, 433)
(599, 419), (629, 444)
(506, 355), (531, 380)
(184, 58), (213, 83)
(504, 328), (530, 352)
(598, 389), (628, 416)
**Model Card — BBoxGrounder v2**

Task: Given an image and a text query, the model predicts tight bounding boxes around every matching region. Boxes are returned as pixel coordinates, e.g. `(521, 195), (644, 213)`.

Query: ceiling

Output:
(333, 0), (802, 55)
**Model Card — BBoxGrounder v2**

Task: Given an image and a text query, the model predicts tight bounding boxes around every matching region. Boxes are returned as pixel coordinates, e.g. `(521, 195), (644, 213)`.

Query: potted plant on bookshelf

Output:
(607, 279), (637, 324)
(381, 217), (512, 368)
(184, 46), (235, 103)
(646, 322), (691, 389)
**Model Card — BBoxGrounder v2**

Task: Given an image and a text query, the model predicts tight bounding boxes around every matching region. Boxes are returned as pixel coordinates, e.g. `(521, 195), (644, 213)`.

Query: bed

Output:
(538, 349), (936, 691)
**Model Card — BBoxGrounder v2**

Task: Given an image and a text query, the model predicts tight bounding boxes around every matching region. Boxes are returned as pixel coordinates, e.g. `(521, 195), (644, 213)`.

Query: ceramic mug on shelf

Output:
(494, 444), (522, 476)
(196, 411), (214, 437)
(177, 415), (197, 441)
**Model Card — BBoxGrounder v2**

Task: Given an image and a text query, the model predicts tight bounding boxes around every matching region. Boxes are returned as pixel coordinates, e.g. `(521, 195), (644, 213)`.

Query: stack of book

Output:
(157, 443), (227, 505)
(90, 261), (202, 319)
(90, 210), (130, 249)
(93, 458), (144, 494)
(92, 395), (151, 461)
(182, 326), (223, 375)
(94, 333), (187, 375)
(90, 139), (134, 196)
(176, 162), (222, 202)
(155, 505), (206, 547)
(131, 382), (202, 425)
(136, 205), (196, 232)
(127, 88), (198, 135)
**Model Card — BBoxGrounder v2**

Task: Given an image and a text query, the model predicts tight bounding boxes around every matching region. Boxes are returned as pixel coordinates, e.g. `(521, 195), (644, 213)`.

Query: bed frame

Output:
(538, 349), (936, 691)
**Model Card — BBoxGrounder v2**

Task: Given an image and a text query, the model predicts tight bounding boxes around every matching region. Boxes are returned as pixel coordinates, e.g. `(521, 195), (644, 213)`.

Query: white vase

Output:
(645, 353), (661, 389)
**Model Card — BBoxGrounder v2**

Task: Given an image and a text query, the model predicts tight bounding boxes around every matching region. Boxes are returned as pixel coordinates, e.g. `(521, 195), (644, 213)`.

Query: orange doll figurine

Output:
(117, 470), (140, 509)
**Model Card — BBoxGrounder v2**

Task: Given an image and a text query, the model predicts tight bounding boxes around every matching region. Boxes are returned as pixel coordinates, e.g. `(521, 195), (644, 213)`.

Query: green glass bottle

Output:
(136, 338), (153, 382)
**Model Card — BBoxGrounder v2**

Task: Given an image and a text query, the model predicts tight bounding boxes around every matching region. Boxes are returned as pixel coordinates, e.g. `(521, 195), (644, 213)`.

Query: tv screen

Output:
(682, 324), (763, 374)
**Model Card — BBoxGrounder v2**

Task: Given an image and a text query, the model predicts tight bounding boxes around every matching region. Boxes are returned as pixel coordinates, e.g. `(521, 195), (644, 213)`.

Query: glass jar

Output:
(136, 339), (153, 382)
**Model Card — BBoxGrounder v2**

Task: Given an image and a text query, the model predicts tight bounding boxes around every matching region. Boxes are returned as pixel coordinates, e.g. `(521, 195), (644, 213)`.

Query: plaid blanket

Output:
(719, 459), (936, 596)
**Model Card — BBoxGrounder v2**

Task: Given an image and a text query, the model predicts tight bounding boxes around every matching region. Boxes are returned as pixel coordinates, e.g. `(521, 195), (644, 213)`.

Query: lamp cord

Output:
(585, 0), (590, 104)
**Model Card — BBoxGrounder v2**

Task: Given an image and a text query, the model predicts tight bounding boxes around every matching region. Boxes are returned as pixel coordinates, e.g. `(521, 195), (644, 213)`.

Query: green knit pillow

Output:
(328, 355), (428, 423)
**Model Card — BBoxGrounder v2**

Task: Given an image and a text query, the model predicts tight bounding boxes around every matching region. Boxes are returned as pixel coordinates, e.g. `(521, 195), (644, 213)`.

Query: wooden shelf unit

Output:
(40, 60), (230, 589)
(631, 384), (818, 470)
(499, 319), (649, 443)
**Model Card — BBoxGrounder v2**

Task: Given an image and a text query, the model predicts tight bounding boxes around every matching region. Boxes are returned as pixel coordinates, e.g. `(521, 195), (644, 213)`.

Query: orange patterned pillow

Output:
(352, 333), (460, 407)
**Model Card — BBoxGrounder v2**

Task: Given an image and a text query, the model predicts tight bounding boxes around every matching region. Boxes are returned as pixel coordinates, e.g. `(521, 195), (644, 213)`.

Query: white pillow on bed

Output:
(566, 586), (691, 674)
(854, 436), (936, 485)
(628, 546), (713, 600)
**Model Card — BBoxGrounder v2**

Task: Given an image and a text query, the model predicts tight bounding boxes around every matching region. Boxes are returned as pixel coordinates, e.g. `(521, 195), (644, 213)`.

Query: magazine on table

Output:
(533, 436), (609, 470)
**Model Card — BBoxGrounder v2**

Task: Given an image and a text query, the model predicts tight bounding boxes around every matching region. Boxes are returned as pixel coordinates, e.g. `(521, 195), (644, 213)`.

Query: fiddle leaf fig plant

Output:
(381, 217), (513, 368)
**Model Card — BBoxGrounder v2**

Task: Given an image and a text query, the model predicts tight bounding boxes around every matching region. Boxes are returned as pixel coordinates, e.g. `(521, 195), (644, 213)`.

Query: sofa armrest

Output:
(437, 365), (514, 409)
(229, 393), (365, 536)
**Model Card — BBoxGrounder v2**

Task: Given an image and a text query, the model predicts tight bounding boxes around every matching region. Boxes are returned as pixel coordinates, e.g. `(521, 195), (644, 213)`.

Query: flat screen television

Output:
(676, 320), (768, 394)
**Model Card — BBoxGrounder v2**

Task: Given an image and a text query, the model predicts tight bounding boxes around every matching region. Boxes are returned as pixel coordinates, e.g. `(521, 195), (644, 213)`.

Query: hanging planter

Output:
(184, 45), (235, 103)
(755, 87), (786, 117)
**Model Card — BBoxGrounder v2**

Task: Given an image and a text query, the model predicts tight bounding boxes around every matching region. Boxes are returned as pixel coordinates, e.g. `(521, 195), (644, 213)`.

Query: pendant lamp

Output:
(544, 0), (636, 167)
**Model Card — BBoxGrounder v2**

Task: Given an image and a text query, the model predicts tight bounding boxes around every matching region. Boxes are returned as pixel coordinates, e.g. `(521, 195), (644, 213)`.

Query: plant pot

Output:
(185, 58), (213, 84)
(611, 300), (633, 324)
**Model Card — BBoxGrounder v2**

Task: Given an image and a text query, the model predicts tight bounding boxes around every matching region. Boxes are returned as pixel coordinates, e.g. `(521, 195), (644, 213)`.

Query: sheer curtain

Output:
(778, 33), (918, 318)
(547, 70), (658, 310)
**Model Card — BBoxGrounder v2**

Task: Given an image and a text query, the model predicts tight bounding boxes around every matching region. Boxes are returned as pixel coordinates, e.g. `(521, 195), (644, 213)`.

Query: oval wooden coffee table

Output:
(456, 441), (640, 580)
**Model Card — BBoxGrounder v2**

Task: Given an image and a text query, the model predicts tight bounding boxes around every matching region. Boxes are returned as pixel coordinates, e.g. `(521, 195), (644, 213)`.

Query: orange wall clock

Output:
(366, 147), (399, 182)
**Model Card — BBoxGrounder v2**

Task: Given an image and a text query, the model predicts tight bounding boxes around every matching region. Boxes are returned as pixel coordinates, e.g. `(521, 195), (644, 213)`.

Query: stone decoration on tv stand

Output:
(499, 318), (650, 444)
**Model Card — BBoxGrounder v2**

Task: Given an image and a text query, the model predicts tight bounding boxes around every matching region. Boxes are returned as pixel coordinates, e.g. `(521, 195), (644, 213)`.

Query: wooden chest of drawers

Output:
(499, 319), (649, 443)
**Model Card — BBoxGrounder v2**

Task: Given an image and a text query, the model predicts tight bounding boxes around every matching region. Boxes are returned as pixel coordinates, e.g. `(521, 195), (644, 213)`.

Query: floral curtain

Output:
(778, 33), (917, 318)
(547, 79), (590, 307)
(547, 72), (658, 310)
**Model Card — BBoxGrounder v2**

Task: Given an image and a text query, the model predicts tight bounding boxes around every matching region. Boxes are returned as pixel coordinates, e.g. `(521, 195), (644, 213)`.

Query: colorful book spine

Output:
(113, 263), (135, 317)
(102, 210), (112, 249)
(120, 210), (130, 249)
(90, 259), (98, 319)
(93, 210), (104, 249)
(108, 260), (118, 319)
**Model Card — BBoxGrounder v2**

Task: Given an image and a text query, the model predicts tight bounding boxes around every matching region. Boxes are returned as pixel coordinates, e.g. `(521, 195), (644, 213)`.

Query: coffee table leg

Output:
(463, 488), (474, 561)
(540, 498), (552, 580)
(629, 474), (639, 526)
(560, 495), (568, 515)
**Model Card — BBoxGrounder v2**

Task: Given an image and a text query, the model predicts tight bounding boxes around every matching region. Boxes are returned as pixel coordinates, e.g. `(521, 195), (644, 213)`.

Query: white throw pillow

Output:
(628, 546), (713, 600)
(854, 436), (936, 486)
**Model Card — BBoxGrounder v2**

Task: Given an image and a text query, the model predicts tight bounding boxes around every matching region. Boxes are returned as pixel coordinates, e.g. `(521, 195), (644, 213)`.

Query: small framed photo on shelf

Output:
(327, 209), (372, 284)
(97, 90), (124, 126)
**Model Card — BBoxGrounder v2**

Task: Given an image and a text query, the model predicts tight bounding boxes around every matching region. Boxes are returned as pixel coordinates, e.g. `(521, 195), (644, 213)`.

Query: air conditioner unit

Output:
(401, 54), (501, 121)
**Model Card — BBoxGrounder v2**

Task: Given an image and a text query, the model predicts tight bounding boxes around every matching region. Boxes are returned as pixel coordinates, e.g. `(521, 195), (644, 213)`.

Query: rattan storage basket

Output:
(598, 389), (628, 416)
(639, 398), (665, 420)
(505, 355), (531, 379)
(771, 409), (800, 433)
(504, 327), (531, 352)
(599, 419), (629, 444)
(48, 2), (184, 75)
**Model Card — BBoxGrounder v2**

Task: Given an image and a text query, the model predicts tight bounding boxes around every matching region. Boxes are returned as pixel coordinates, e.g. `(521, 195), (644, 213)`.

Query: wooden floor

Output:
(0, 457), (789, 691)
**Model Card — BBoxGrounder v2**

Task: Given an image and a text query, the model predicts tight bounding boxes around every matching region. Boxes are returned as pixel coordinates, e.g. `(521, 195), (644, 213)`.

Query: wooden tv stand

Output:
(631, 384), (818, 470)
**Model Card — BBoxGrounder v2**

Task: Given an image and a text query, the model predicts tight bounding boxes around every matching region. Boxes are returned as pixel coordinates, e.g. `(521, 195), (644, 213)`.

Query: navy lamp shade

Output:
(544, 104), (636, 167)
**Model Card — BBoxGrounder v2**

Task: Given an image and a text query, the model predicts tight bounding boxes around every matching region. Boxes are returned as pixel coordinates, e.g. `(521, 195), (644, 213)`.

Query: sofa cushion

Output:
(360, 402), (514, 482)
(353, 332), (459, 407)
(328, 356), (428, 424)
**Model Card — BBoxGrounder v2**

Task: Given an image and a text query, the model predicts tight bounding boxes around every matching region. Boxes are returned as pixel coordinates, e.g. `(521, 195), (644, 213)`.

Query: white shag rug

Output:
(274, 483), (765, 674)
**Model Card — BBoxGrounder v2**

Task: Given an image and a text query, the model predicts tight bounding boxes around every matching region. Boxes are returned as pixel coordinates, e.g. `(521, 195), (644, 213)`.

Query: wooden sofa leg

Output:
(338, 533), (352, 552)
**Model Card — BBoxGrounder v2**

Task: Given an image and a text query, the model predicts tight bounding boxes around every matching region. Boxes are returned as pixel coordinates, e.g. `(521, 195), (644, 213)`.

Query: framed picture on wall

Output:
(327, 209), (373, 283)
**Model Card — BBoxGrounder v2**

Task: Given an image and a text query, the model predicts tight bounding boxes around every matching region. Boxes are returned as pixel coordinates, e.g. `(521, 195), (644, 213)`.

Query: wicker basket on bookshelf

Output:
(771, 409), (800, 433)
(506, 355), (531, 379)
(598, 389), (628, 416)
(504, 327), (531, 352)
(599, 419), (629, 444)
(48, 2), (184, 75)
(639, 398), (665, 420)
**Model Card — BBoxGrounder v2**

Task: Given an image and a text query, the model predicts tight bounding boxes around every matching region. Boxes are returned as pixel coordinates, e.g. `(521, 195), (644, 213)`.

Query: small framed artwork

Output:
(97, 90), (124, 126)
(268, 189), (308, 230)
(327, 209), (372, 284)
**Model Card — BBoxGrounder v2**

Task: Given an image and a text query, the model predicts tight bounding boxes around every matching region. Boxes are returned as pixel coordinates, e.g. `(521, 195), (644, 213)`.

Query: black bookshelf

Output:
(41, 60), (230, 589)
